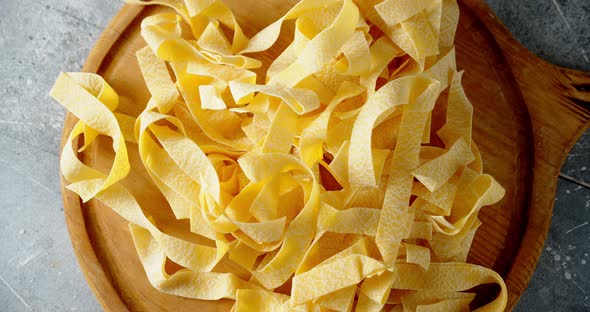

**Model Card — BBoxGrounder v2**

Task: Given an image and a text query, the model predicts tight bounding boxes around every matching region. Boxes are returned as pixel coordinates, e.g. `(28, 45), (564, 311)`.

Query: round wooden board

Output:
(60, 0), (590, 311)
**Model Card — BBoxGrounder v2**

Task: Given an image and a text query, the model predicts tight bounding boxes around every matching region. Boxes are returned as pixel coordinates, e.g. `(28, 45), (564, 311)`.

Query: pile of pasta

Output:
(51, 0), (508, 311)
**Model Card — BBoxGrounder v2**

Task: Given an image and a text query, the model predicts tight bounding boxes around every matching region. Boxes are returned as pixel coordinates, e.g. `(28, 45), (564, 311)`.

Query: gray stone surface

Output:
(517, 179), (590, 311)
(0, 1), (121, 311)
(562, 131), (590, 185)
(486, 0), (590, 72)
(0, 0), (586, 311)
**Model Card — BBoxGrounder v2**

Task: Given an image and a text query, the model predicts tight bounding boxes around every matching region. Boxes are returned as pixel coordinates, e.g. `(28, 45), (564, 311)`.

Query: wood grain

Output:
(59, 1), (590, 311)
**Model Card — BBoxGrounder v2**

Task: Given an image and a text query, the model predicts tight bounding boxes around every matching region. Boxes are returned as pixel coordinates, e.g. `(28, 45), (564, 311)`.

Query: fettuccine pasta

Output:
(51, 0), (507, 310)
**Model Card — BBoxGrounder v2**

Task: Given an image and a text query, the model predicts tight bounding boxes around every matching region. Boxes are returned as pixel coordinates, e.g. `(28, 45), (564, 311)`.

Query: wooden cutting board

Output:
(59, 0), (590, 311)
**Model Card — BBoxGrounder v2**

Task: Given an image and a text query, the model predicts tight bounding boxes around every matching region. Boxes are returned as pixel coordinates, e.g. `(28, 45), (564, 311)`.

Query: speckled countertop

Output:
(0, 0), (587, 311)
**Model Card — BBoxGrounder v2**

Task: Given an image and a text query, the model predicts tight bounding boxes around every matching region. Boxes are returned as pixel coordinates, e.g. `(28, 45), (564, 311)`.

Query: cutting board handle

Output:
(556, 66), (590, 112)
(463, 0), (590, 309)
(464, 0), (590, 164)
(463, 0), (590, 129)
